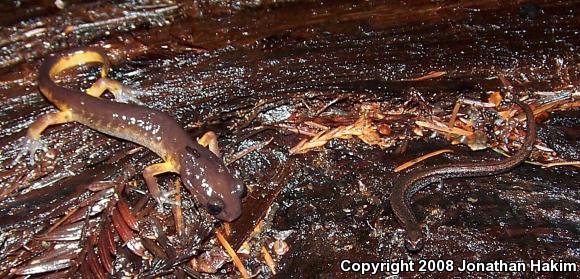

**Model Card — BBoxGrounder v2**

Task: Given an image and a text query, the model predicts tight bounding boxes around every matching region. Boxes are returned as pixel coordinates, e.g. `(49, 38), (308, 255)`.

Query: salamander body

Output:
(19, 47), (244, 222)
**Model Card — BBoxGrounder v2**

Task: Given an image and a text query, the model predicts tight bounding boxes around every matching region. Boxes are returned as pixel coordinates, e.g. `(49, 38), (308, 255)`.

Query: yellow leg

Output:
(197, 131), (221, 157)
(85, 78), (143, 104)
(143, 161), (178, 207)
(27, 110), (72, 139)
(13, 110), (72, 166)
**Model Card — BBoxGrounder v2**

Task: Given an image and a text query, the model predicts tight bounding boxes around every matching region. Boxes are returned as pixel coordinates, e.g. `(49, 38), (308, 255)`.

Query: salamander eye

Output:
(207, 199), (224, 216)
(234, 183), (246, 198)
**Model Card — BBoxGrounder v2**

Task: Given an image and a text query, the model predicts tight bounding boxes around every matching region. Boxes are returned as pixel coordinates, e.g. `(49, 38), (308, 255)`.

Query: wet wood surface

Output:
(0, 0), (578, 278)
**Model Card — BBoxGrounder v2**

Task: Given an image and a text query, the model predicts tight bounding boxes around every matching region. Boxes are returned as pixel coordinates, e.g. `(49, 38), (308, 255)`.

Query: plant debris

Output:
(0, 0), (578, 278)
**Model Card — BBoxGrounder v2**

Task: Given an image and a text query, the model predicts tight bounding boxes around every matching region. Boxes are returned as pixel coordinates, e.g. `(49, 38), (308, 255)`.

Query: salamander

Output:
(15, 47), (245, 222)
(389, 99), (536, 252)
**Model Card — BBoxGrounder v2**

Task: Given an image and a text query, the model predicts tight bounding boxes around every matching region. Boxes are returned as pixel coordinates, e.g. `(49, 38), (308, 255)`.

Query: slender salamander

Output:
(389, 99), (536, 251)
(15, 47), (245, 222)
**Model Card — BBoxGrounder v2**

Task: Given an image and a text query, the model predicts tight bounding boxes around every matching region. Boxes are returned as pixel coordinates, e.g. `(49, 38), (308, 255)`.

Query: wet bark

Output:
(0, 0), (578, 278)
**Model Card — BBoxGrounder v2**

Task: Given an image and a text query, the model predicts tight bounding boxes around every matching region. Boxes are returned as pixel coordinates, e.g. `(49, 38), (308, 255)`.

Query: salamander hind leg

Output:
(143, 161), (179, 209)
(197, 131), (221, 157)
(13, 111), (72, 166)
(86, 77), (143, 105)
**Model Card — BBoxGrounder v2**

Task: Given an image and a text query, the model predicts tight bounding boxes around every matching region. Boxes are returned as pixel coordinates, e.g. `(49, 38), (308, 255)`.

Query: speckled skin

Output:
(35, 47), (244, 221)
(389, 99), (536, 252)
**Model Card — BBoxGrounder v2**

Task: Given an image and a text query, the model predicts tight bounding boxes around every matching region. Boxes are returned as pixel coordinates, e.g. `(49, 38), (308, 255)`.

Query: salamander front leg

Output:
(143, 161), (178, 209)
(197, 131), (221, 157)
(13, 111), (72, 166)
(86, 77), (143, 105)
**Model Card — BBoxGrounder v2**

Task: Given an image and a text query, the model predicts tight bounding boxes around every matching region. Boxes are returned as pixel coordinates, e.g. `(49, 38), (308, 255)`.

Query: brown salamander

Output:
(389, 99), (536, 252)
(15, 47), (245, 222)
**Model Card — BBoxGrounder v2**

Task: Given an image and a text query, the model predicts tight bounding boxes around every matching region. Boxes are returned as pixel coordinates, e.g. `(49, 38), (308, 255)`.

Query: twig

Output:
(540, 161), (580, 168)
(405, 71), (447, 81)
(65, 5), (180, 33)
(274, 124), (318, 136)
(0, 27), (47, 47)
(261, 246), (276, 275)
(216, 230), (249, 278)
(172, 180), (184, 238)
(459, 97), (497, 108)
(415, 120), (473, 136)
(394, 149), (453, 172)
(313, 96), (347, 116)
(446, 100), (462, 140)
(47, 207), (80, 233)
(226, 138), (273, 166)
(303, 121), (329, 130)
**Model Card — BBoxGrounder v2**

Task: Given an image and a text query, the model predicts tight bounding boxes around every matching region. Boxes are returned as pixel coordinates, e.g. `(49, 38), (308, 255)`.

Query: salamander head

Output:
(180, 145), (245, 222)
(404, 227), (424, 252)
